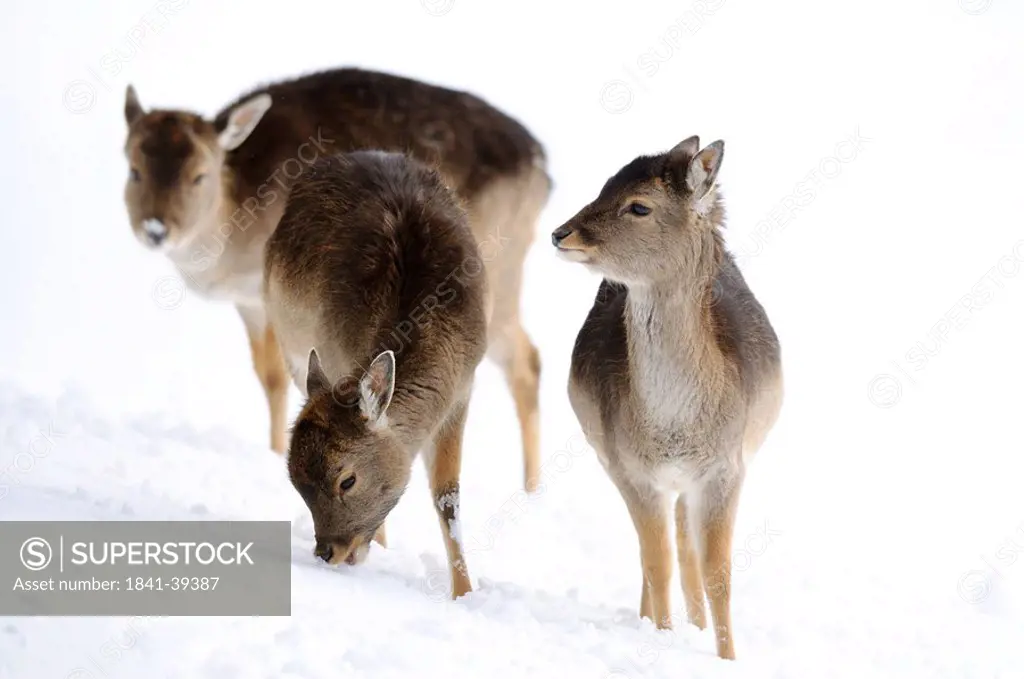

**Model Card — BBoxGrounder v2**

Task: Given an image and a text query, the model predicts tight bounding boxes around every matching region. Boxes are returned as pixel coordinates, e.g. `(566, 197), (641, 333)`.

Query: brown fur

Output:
(122, 68), (549, 480)
(553, 136), (783, 660)
(264, 151), (487, 598)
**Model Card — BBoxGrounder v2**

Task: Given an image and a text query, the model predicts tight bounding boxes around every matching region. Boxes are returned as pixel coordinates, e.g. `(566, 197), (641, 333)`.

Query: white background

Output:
(1, 0), (1022, 677)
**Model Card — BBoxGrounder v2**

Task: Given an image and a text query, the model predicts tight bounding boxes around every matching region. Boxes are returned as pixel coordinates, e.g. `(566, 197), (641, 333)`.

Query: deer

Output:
(122, 67), (548, 492)
(264, 150), (487, 598)
(551, 136), (783, 659)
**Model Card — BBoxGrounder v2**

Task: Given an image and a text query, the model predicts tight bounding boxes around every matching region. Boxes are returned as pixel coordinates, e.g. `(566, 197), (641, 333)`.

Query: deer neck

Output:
(624, 231), (725, 426)
(164, 172), (259, 302)
(385, 386), (454, 457)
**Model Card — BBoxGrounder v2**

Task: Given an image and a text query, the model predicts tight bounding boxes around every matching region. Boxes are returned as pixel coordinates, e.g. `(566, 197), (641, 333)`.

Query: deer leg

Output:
(698, 475), (745, 660)
(238, 305), (289, 454)
(262, 324), (290, 454)
(489, 323), (541, 492)
(676, 495), (707, 629)
(618, 480), (673, 629)
(423, 400), (473, 599)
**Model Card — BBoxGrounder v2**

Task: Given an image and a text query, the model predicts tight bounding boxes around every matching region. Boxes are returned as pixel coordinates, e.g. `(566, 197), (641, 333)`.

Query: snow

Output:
(3, 0), (1024, 676)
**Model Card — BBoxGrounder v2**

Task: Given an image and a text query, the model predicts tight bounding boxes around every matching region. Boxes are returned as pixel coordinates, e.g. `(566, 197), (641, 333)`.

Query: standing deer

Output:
(122, 68), (548, 491)
(552, 136), (783, 659)
(265, 151), (487, 597)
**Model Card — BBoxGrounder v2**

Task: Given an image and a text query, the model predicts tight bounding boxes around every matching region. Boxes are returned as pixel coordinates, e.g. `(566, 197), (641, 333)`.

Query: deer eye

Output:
(339, 475), (356, 492)
(628, 202), (651, 216)
(130, 168), (140, 182)
(192, 173), (206, 186)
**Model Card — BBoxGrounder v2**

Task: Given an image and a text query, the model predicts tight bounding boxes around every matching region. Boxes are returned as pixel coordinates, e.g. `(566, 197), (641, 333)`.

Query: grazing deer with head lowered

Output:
(265, 151), (487, 597)
(552, 136), (783, 659)
(122, 68), (548, 492)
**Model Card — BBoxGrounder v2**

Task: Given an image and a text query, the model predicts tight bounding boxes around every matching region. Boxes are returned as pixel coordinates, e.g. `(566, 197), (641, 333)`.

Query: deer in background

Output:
(122, 68), (548, 491)
(265, 151), (487, 597)
(552, 136), (783, 659)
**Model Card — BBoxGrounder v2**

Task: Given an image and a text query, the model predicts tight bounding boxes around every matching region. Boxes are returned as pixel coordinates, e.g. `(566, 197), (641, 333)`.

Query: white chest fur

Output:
(175, 265), (263, 306)
(626, 294), (705, 428)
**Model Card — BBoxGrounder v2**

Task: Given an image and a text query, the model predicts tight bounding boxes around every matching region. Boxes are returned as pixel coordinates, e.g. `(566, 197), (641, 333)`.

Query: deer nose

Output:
(314, 539), (334, 563)
(551, 225), (573, 247)
(142, 218), (168, 246)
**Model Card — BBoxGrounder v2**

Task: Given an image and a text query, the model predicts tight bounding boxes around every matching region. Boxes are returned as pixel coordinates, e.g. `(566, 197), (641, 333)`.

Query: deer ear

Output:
(125, 85), (144, 125)
(685, 140), (724, 207)
(306, 348), (331, 399)
(358, 351), (396, 426)
(218, 93), (271, 151)
(664, 135), (699, 191)
(667, 135), (700, 168)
